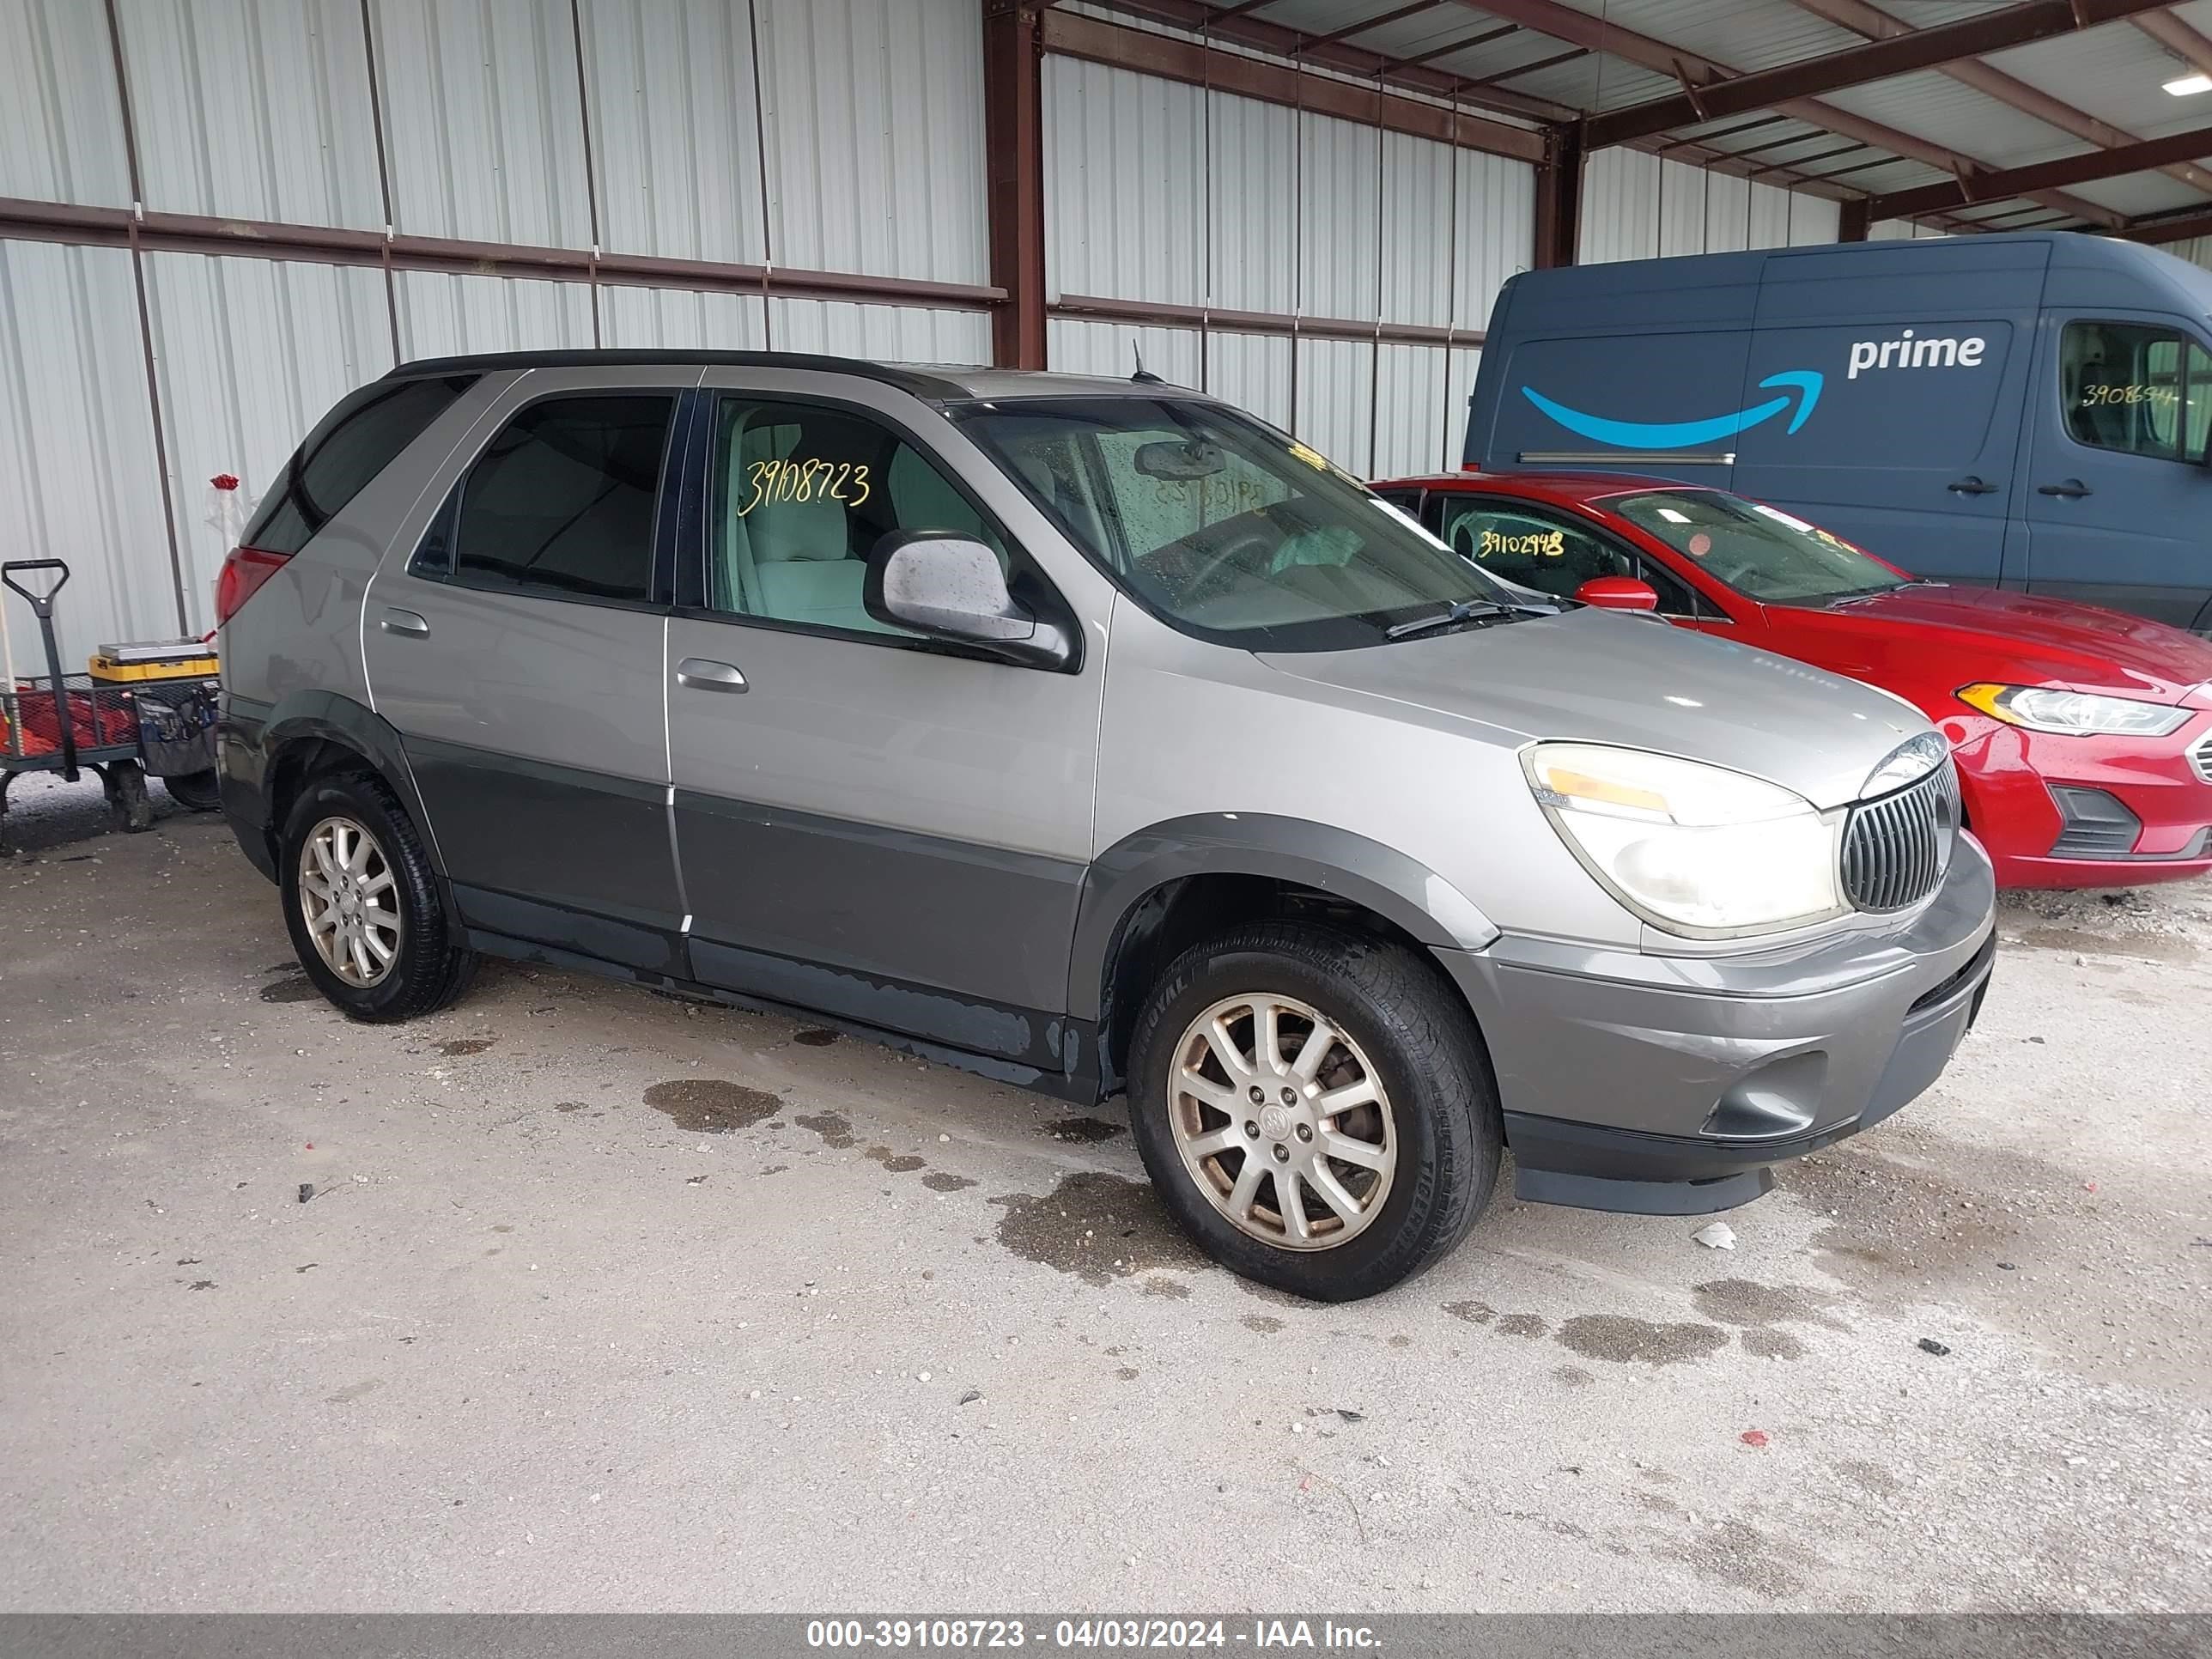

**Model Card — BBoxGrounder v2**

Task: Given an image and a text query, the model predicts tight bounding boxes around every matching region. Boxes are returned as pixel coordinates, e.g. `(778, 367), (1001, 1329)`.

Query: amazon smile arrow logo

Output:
(1520, 370), (1824, 449)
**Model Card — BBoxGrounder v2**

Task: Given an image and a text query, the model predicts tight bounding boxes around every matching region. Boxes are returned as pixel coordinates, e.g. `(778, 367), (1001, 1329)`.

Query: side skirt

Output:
(462, 925), (1103, 1105)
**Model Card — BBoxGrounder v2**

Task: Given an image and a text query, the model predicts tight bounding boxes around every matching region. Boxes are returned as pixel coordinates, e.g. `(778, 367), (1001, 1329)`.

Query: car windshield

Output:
(951, 396), (1530, 650)
(1605, 489), (1911, 605)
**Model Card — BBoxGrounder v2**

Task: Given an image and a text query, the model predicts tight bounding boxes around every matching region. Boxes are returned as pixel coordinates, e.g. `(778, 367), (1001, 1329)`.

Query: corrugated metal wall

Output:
(0, 0), (994, 663)
(1579, 148), (1841, 264)
(1041, 60), (1519, 478)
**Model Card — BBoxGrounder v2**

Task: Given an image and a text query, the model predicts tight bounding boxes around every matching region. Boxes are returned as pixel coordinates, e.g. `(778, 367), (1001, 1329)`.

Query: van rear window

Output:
(243, 374), (477, 555)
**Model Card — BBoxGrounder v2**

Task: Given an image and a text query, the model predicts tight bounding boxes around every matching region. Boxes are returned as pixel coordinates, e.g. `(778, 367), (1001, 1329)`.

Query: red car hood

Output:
(1779, 583), (2212, 701)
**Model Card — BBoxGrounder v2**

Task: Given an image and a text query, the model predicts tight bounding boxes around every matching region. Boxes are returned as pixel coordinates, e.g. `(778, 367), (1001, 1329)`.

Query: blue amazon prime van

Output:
(1463, 232), (2212, 634)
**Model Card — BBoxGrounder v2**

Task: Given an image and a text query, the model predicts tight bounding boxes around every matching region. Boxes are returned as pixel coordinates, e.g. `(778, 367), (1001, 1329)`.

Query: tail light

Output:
(215, 545), (290, 625)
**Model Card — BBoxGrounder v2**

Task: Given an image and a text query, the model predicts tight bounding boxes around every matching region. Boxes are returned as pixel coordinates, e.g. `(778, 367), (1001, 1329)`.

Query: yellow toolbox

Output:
(88, 640), (220, 683)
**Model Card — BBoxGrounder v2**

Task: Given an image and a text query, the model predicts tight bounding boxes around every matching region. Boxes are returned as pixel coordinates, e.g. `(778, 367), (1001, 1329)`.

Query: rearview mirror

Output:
(1133, 439), (1226, 481)
(1575, 575), (1661, 613)
(865, 531), (1074, 670)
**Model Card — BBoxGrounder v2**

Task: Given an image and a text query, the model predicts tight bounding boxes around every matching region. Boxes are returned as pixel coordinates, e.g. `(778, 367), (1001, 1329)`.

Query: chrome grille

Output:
(2193, 729), (2212, 786)
(1841, 765), (1959, 914)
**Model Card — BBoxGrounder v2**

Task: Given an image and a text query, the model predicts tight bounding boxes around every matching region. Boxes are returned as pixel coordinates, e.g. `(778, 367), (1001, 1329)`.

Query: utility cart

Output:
(0, 559), (218, 856)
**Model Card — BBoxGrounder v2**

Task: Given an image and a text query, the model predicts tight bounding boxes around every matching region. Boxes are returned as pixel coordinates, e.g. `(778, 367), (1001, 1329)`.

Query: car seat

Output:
(750, 493), (889, 634)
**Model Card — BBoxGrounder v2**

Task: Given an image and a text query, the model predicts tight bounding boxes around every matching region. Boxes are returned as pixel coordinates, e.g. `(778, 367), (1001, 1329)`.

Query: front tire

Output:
(1127, 921), (1500, 1302)
(279, 770), (474, 1021)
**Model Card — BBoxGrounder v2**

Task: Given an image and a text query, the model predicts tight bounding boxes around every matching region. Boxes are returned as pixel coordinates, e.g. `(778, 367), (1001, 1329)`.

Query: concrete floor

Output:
(1, 781), (2208, 1613)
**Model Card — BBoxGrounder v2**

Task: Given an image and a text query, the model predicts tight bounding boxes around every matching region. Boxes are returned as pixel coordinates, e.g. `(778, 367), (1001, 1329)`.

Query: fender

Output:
(1066, 812), (1500, 1024)
(219, 688), (447, 886)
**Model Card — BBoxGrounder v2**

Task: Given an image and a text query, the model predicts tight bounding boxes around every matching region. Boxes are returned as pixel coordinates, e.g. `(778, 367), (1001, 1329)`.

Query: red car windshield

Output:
(1606, 489), (1911, 606)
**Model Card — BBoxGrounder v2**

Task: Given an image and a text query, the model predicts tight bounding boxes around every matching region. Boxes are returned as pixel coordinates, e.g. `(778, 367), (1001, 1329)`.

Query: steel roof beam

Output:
(1792, 0), (2212, 198)
(2134, 10), (2212, 79)
(1455, 0), (2128, 228)
(1583, 0), (2170, 149)
(1864, 119), (2212, 217)
(1086, 0), (1575, 122)
(2120, 204), (2212, 244)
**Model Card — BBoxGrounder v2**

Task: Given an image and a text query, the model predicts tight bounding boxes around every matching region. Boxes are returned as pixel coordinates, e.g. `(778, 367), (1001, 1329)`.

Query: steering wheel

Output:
(1136, 521), (1279, 602)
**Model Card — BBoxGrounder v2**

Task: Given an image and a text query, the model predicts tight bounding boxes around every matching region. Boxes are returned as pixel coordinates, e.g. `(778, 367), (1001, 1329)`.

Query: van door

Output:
(363, 371), (696, 975)
(663, 375), (1105, 1075)
(1734, 239), (2046, 587)
(2017, 312), (2212, 630)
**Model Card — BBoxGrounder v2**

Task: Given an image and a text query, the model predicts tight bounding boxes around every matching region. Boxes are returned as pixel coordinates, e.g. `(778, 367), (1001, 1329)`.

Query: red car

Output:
(1371, 470), (2212, 890)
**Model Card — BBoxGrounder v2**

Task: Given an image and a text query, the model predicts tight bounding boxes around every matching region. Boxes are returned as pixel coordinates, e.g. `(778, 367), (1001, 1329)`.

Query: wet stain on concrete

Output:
(866, 1144), (927, 1174)
(325, 1379), (382, 1405)
(793, 1028), (839, 1047)
(1142, 1275), (1190, 1298)
(1445, 1300), (1546, 1338)
(760, 1164), (789, 1176)
(989, 1172), (1205, 1287)
(262, 960), (299, 975)
(1555, 1315), (1729, 1366)
(1741, 1328), (1804, 1360)
(1242, 1315), (1285, 1334)
(921, 1172), (976, 1193)
(554, 1103), (585, 1114)
(1388, 1334), (1412, 1349)
(436, 1037), (495, 1056)
(1115, 1366), (1139, 1381)
(1692, 1278), (1846, 1363)
(794, 1111), (856, 1150)
(642, 1079), (781, 1134)
(1553, 1365), (1595, 1389)
(2014, 926), (2198, 965)
(258, 976), (317, 1004)
(1042, 1116), (1126, 1144)
(1837, 1458), (1899, 1496)
(1653, 1519), (1808, 1601)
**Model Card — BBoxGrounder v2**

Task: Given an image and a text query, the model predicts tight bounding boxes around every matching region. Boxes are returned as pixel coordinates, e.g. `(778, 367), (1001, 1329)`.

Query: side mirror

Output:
(864, 531), (1075, 670)
(1575, 575), (1661, 612)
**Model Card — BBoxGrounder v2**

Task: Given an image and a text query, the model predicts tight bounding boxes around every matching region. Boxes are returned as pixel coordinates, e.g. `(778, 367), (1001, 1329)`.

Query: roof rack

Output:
(383, 348), (974, 403)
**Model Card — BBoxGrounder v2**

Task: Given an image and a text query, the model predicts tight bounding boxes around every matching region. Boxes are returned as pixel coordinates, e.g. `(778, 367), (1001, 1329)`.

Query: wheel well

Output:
(1096, 874), (1437, 1092)
(264, 736), (377, 854)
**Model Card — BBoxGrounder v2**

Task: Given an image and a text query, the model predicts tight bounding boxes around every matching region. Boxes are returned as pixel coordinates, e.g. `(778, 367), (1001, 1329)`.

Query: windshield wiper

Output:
(1385, 599), (1513, 640)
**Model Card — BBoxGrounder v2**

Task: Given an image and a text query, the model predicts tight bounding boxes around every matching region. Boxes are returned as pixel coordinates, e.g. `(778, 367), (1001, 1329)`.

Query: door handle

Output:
(380, 607), (430, 637)
(1948, 475), (1998, 495)
(2038, 478), (2093, 499)
(675, 657), (748, 693)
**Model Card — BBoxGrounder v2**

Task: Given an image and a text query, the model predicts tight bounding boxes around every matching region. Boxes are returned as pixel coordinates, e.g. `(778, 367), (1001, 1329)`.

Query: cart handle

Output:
(2, 559), (70, 619)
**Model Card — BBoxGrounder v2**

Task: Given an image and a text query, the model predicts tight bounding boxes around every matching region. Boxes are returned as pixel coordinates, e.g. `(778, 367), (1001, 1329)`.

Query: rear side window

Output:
(440, 394), (675, 605)
(244, 374), (477, 555)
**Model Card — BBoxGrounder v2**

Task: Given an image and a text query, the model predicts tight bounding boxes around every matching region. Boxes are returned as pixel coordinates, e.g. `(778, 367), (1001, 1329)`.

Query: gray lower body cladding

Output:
(1437, 840), (1998, 1215)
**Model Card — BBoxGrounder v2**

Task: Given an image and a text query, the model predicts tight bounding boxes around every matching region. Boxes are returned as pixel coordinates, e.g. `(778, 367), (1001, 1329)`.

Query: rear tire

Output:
(279, 770), (474, 1021)
(1127, 921), (1500, 1302)
(161, 768), (222, 811)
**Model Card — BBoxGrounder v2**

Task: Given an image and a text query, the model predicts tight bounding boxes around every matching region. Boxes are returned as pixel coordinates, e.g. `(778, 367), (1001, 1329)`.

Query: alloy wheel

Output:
(298, 815), (402, 988)
(1164, 992), (1396, 1251)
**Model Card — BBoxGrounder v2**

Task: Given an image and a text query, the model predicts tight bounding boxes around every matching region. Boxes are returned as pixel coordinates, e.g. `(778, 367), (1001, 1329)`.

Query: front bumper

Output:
(1435, 834), (1996, 1215)
(1954, 713), (2212, 889)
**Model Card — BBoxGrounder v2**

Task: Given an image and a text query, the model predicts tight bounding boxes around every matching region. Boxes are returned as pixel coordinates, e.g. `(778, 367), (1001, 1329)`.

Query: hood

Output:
(1802, 584), (2212, 699)
(1256, 608), (1929, 811)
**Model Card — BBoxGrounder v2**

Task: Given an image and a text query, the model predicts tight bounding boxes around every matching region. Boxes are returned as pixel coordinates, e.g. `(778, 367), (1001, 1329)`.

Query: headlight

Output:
(1956, 683), (2190, 738)
(1523, 743), (1845, 937)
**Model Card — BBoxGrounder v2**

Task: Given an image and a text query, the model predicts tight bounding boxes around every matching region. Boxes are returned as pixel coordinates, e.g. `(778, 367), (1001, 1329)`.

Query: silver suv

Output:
(216, 351), (1996, 1302)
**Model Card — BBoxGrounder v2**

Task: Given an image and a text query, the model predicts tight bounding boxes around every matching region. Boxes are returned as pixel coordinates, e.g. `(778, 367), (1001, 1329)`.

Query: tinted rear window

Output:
(245, 374), (477, 555)
(444, 394), (674, 605)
